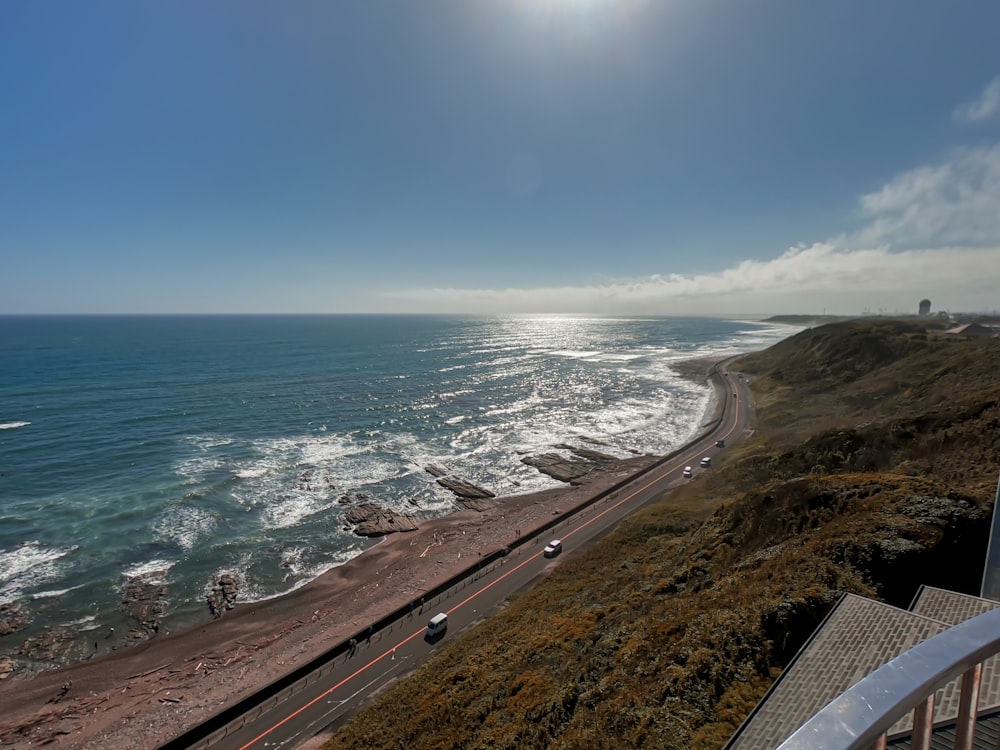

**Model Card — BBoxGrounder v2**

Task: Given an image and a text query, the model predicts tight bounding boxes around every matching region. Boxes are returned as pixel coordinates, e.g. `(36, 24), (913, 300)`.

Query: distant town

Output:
(765, 301), (1000, 335)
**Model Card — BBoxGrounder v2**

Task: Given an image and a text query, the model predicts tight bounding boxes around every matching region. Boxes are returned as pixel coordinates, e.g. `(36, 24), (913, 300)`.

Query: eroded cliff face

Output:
(323, 320), (1000, 750)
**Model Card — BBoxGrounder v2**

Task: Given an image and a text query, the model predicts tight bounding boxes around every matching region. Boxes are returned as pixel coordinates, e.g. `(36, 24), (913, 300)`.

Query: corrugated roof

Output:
(726, 594), (948, 749)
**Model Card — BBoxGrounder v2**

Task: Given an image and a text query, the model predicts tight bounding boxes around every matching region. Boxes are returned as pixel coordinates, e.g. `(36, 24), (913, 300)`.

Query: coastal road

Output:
(178, 362), (754, 750)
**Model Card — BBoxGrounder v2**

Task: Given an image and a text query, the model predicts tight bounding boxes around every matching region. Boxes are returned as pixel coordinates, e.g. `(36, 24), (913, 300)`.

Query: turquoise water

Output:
(0, 314), (789, 663)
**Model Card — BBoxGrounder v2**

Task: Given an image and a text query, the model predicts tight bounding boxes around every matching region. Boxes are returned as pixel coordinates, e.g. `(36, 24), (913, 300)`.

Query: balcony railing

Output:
(776, 606), (1000, 750)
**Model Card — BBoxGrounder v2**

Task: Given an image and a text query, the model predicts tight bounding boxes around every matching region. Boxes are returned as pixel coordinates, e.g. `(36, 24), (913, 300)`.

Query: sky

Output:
(2, 0), (999, 316)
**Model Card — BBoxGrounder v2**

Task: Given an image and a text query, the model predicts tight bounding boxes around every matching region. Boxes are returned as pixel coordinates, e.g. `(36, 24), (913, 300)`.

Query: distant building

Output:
(944, 322), (995, 337)
(919, 299), (932, 316)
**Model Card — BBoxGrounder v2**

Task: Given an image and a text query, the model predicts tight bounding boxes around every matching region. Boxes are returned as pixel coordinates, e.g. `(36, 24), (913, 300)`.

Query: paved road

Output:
(180, 362), (754, 750)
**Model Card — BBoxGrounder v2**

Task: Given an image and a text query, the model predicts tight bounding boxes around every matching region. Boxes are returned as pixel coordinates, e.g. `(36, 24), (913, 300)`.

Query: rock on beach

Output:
(424, 465), (497, 510)
(120, 570), (169, 639)
(207, 573), (240, 618)
(343, 502), (418, 537)
(0, 602), (30, 637)
(521, 444), (624, 484)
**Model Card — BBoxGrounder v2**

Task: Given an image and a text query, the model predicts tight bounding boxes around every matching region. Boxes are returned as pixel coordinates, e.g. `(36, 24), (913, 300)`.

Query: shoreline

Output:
(0, 358), (729, 750)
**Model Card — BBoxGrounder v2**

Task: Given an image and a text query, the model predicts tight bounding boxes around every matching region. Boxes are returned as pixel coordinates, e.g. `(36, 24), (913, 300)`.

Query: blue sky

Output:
(2, 0), (999, 315)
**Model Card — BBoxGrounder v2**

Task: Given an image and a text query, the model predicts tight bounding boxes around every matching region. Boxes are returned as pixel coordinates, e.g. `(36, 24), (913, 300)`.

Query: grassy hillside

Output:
(323, 319), (1000, 750)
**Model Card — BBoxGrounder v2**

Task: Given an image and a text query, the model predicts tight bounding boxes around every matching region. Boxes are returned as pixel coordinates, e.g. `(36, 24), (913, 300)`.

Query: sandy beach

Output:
(0, 453), (665, 749)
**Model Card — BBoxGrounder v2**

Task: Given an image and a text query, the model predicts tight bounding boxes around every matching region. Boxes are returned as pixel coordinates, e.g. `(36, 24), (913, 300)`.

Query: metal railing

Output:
(776, 606), (1000, 750)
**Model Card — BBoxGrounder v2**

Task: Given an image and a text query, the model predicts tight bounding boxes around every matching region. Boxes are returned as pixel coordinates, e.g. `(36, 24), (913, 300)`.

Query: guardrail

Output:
(776, 606), (1000, 750)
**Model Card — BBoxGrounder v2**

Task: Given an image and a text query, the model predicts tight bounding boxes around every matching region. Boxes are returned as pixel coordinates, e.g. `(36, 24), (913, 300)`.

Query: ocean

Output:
(0, 314), (790, 668)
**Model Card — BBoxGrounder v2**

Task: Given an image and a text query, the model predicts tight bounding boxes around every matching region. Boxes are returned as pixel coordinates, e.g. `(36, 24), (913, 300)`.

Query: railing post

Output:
(869, 735), (886, 750)
(955, 663), (982, 750)
(911, 695), (935, 750)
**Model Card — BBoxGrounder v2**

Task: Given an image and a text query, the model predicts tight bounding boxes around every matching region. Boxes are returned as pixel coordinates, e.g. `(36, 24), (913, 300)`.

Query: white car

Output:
(426, 612), (448, 638)
(543, 539), (562, 557)
(700, 456), (712, 467)
(682, 466), (693, 478)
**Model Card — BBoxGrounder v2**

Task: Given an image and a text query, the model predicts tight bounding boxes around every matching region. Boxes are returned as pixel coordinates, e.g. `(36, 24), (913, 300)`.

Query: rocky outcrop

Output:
(424, 465), (496, 509)
(120, 570), (169, 639)
(521, 444), (623, 484)
(554, 444), (621, 466)
(343, 503), (418, 537)
(207, 573), (239, 618)
(435, 477), (496, 500)
(452, 496), (496, 512)
(2, 604), (94, 677)
(521, 453), (592, 483)
(15, 627), (90, 670)
(0, 602), (30, 637)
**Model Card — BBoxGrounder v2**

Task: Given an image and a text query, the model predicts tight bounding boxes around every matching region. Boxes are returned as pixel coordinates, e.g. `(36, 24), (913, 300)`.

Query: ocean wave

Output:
(31, 583), (86, 600)
(437, 388), (476, 399)
(0, 421), (30, 430)
(258, 492), (336, 529)
(152, 505), (218, 552)
(179, 429), (450, 529)
(483, 394), (544, 418)
(174, 453), (228, 478)
(63, 614), (99, 631)
(122, 558), (176, 581)
(0, 541), (78, 604)
(184, 434), (234, 450)
(590, 352), (644, 362)
(232, 545), (363, 604)
(547, 349), (602, 359)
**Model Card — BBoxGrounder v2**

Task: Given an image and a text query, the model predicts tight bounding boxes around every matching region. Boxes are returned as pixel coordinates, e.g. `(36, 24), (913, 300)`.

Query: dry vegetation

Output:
(323, 319), (1000, 750)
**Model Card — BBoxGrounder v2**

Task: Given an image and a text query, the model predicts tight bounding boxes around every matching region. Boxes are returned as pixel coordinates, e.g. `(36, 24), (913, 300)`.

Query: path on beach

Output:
(179, 362), (753, 750)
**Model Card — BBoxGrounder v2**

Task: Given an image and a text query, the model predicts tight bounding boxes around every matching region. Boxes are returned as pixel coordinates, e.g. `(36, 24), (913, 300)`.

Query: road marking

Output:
(309, 657), (409, 730)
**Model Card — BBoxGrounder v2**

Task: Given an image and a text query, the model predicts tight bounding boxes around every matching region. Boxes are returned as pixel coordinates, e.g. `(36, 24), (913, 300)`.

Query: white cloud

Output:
(384, 244), (1000, 315)
(953, 75), (1000, 124)
(849, 143), (1000, 250)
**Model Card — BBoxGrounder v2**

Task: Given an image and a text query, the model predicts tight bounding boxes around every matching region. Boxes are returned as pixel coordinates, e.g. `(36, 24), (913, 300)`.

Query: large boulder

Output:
(207, 573), (240, 618)
(0, 602), (30, 637)
(343, 502), (418, 537)
(423, 465), (496, 507)
(120, 569), (169, 639)
(522, 444), (623, 483)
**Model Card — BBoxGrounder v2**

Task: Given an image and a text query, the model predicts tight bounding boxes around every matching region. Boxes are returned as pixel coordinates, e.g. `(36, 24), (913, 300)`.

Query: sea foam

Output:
(122, 559), (176, 581)
(0, 542), (77, 604)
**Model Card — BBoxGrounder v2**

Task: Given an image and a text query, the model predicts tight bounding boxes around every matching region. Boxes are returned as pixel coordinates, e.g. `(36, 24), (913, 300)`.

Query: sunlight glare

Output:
(516, 0), (647, 23)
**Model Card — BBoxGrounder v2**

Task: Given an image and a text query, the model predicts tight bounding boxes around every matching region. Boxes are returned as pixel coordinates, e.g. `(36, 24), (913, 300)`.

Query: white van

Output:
(426, 612), (448, 638)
